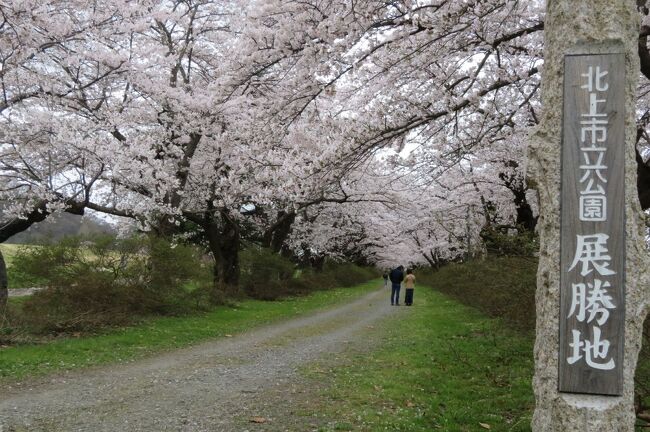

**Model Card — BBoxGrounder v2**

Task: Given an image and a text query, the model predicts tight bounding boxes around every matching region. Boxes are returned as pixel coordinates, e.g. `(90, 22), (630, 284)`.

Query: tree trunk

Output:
(432, 250), (441, 270)
(421, 251), (435, 268)
(514, 199), (537, 232)
(465, 205), (474, 259)
(311, 255), (325, 272)
(511, 182), (537, 232)
(204, 213), (240, 304)
(262, 211), (296, 254)
(636, 147), (650, 210)
(499, 162), (538, 232)
(527, 1), (649, 430)
(0, 249), (7, 313)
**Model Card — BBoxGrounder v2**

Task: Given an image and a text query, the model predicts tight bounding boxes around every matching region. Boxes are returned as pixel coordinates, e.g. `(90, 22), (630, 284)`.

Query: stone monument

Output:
(528, 0), (650, 430)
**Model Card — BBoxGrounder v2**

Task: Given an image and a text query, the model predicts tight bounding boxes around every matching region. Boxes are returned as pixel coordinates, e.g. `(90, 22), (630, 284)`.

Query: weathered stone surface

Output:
(527, 0), (649, 430)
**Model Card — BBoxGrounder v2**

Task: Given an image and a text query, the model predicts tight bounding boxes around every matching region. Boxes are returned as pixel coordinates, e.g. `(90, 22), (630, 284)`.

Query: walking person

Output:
(404, 269), (416, 306)
(382, 271), (389, 288)
(389, 265), (404, 306)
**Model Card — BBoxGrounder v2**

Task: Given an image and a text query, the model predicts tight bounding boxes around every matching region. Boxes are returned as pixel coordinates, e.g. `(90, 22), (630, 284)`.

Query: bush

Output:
(321, 261), (378, 288)
(240, 248), (378, 300)
(286, 261), (376, 294)
(7, 263), (47, 289)
(7, 238), (378, 334)
(480, 227), (538, 257)
(417, 256), (537, 332)
(11, 235), (212, 334)
(240, 247), (297, 300)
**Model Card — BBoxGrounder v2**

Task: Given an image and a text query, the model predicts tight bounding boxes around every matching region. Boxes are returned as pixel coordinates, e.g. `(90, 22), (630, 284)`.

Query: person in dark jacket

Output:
(382, 272), (389, 288)
(389, 265), (404, 306)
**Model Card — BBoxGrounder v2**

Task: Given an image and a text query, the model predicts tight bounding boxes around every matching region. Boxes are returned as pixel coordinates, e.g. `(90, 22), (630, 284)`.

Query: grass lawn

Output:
(0, 280), (381, 381)
(311, 286), (535, 432)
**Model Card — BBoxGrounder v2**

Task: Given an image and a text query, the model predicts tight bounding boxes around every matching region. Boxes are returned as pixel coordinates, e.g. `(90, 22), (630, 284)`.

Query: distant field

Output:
(0, 243), (22, 268)
(0, 243), (44, 289)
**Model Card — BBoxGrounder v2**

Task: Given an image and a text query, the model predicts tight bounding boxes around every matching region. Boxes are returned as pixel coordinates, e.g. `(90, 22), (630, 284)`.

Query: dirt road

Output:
(0, 286), (399, 431)
(7, 288), (43, 297)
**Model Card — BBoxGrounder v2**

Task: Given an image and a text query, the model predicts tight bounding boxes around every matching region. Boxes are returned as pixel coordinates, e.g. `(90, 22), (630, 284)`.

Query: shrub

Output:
(321, 261), (377, 288)
(6, 262), (47, 289)
(8, 238), (378, 334)
(417, 256), (537, 332)
(480, 227), (538, 257)
(12, 235), (212, 334)
(239, 248), (378, 300)
(240, 247), (297, 300)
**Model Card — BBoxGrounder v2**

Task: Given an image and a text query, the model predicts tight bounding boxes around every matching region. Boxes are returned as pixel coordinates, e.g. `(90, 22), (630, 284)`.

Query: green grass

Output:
(312, 287), (534, 432)
(0, 280), (381, 381)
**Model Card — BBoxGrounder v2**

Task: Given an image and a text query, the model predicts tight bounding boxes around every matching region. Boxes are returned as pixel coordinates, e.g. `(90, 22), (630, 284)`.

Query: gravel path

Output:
(7, 287), (43, 297)
(0, 286), (400, 431)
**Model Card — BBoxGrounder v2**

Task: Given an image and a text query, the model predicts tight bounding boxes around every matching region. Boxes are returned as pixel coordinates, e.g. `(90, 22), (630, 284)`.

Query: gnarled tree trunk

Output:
(261, 210), (296, 255)
(499, 161), (538, 232)
(204, 211), (240, 304)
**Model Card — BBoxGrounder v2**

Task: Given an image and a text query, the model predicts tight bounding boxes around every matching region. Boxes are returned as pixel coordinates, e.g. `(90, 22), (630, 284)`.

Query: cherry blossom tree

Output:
(0, 0), (129, 228)
(0, 0), (548, 295)
(0, 0), (136, 306)
(1, 0), (406, 299)
(6, 0), (650, 306)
